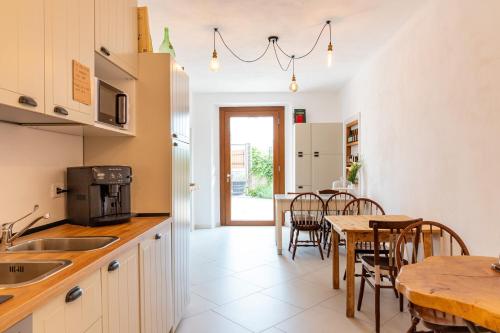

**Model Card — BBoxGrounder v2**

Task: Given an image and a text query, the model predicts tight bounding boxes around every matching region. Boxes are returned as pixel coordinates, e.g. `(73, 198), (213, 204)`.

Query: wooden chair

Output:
(342, 198), (385, 279)
(289, 193), (325, 260)
(323, 192), (357, 257)
(357, 218), (423, 333)
(395, 221), (483, 333)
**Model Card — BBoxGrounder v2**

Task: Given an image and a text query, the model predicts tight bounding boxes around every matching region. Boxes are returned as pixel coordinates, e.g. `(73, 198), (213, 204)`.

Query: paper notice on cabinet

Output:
(72, 60), (91, 105)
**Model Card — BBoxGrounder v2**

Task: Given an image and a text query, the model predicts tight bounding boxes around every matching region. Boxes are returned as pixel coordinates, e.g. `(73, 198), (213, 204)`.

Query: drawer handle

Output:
(155, 233), (162, 240)
(298, 186), (303, 189)
(107, 260), (120, 272)
(18, 95), (37, 107)
(65, 286), (83, 303)
(298, 152), (303, 157)
(54, 106), (69, 116)
(173, 142), (178, 147)
(172, 133), (178, 138)
(100, 46), (111, 56)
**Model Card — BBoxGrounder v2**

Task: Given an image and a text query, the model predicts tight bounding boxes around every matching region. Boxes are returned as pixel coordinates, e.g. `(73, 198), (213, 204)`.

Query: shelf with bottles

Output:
(345, 119), (359, 178)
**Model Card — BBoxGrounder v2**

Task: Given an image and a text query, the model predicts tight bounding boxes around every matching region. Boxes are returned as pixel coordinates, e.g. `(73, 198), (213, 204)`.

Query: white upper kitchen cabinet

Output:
(294, 123), (311, 155)
(311, 123), (343, 155)
(0, 1), (44, 115)
(44, 0), (95, 124)
(95, 0), (139, 78)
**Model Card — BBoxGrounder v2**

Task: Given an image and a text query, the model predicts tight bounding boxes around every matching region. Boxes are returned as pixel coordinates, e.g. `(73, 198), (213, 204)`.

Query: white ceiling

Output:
(139, 0), (425, 93)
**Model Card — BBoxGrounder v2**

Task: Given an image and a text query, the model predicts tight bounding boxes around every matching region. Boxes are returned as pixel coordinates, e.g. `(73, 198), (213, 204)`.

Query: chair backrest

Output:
(343, 198), (385, 216)
(325, 192), (357, 216)
(395, 221), (470, 271)
(318, 189), (339, 195)
(290, 193), (325, 227)
(370, 219), (423, 275)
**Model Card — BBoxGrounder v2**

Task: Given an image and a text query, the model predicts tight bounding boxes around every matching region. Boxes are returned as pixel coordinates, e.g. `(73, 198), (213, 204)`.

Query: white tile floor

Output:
(177, 227), (415, 333)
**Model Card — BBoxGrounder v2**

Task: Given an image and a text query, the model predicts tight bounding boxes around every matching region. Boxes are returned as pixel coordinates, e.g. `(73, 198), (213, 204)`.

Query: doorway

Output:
(219, 106), (285, 226)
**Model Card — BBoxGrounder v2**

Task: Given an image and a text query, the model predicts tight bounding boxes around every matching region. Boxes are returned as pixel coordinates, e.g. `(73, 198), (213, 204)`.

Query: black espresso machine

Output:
(67, 166), (135, 226)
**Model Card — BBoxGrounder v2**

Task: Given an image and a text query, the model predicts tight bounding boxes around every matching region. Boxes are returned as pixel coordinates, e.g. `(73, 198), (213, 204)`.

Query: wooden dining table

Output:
(325, 214), (412, 317)
(396, 256), (500, 332)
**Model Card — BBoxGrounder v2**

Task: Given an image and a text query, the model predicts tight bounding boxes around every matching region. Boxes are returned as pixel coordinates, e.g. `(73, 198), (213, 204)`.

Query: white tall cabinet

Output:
(294, 123), (343, 192)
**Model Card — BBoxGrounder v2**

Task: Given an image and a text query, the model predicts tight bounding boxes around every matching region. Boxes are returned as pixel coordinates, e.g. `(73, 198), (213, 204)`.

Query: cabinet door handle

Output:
(107, 260), (120, 272)
(100, 46), (111, 56)
(173, 142), (178, 147)
(155, 233), (162, 240)
(298, 152), (303, 157)
(314, 152), (319, 157)
(54, 106), (69, 116)
(18, 95), (37, 107)
(172, 133), (178, 138)
(65, 286), (83, 303)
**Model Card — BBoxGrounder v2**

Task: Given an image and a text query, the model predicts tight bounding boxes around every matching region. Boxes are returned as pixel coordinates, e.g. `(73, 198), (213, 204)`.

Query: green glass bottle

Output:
(158, 27), (176, 57)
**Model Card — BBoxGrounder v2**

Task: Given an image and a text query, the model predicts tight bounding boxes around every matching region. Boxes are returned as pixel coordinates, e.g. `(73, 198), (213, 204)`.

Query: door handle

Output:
(18, 95), (37, 107)
(65, 286), (83, 303)
(107, 260), (120, 272)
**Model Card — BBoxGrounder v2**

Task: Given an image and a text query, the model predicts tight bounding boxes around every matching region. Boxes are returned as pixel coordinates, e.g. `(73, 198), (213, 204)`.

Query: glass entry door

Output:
(220, 107), (285, 226)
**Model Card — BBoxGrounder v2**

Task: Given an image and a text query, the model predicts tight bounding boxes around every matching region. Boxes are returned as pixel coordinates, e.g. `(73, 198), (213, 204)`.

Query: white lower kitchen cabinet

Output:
(101, 247), (140, 333)
(139, 225), (173, 333)
(33, 270), (102, 333)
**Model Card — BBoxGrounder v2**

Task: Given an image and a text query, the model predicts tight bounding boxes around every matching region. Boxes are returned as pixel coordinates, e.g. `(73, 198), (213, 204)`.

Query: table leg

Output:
(275, 201), (282, 255)
(332, 230), (340, 289)
(346, 233), (355, 317)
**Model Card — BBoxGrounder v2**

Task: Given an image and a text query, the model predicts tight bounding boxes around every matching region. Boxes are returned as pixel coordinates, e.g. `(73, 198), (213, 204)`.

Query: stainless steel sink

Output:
(6, 236), (119, 252)
(0, 260), (72, 288)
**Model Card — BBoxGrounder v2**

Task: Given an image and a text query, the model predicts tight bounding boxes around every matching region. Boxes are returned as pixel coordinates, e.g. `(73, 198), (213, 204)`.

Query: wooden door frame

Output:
(219, 106), (285, 226)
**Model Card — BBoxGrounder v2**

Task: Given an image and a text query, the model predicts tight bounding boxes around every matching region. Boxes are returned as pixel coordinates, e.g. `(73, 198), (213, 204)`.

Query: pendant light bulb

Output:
(327, 42), (333, 68)
(210, 50), (220, 72)
(289, 74), (298, 93)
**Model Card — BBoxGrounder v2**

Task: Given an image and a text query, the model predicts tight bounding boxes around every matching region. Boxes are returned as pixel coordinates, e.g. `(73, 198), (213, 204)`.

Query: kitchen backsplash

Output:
(0, 122), (83, 232)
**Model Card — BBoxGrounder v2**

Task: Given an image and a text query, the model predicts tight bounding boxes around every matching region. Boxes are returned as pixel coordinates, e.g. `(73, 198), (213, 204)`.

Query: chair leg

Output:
(399, 293), (404, 312)
(389, 274), (399, 298)
(407, 316), (420, 333)
(357, 266), (366, 311)
(327, 234), (332, 258)
(288, 226), (294, 252)
(343, 269), (347, 281)
(375, 284), (381, 333)
(314, 230), (324, 260)
(292, 230), (300, 260)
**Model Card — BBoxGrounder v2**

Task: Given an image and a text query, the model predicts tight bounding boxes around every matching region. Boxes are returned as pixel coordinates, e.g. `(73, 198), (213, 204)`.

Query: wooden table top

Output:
(396, 256), (500, 332)
(0, 216), (171, 332)
(325, 215), (412, 233)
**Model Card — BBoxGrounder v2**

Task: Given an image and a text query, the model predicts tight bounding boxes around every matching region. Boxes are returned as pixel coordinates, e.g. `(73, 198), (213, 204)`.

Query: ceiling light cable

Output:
(274, 21), (330, 60)
(272, 41), (293, 72)
(215, 28), (271, 63)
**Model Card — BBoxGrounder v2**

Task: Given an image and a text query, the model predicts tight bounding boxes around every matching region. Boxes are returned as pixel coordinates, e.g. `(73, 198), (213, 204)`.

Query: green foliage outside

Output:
(246, 147), (273, 199)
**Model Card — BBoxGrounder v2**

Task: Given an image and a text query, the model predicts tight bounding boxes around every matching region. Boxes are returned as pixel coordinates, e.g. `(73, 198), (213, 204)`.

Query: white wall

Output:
(0, 123), (83, 231)
(191, 92), (342, 228)
(340, 0), (500, 255)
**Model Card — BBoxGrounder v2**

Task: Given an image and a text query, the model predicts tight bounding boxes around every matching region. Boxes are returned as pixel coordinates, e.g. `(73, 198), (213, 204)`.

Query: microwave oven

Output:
(95, 79), (128, 128)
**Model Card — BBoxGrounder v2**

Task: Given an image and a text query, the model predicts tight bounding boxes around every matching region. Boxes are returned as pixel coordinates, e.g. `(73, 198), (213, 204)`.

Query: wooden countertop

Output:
(0, 216), (172, 332)
(396, 256), (500, 331)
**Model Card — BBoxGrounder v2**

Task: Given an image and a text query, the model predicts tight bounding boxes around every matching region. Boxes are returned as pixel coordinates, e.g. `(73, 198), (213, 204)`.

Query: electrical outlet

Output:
(51, 183), (65, 198)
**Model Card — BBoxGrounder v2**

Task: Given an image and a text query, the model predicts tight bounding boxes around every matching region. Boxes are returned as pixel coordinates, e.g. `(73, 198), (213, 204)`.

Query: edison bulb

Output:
(289, 75), (298, 92)
(209, 50), (220, 72)
(327, 42), (333, 68)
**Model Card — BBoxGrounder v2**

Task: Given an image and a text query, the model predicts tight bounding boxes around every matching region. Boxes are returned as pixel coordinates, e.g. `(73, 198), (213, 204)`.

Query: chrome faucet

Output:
(0, 205), (50, 251)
